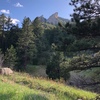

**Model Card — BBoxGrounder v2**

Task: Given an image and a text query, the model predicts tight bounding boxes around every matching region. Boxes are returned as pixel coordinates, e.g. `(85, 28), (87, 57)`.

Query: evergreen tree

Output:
(4, 45), (17, 69)
(32, 17), (43, 38)
(69, 0), (100, 37)
(46, 43), (66, 80)
(0, 14), (13, 53)
(46, 51), (62, 80)
(0, 14), (7, 53)
(0, 49), (4, 67)
(32, 17), (45, 64)
(54, 0), (100, 84)
(69, 0), (100, 22)
(17, 17), (35, 69)
(6, 25), (20, 49)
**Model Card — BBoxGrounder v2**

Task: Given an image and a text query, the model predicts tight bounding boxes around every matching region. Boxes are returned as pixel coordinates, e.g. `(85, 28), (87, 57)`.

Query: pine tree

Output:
(17, 17), (35, 69)
(4, 45), (17, 69)
(0, 14), (13, 53)
(46, 52), (61, 80)
(32, 17), (45, 64)
(0, 49), (4, 67)
(32, 17), (43, 38)
(69, 0), (100, 22)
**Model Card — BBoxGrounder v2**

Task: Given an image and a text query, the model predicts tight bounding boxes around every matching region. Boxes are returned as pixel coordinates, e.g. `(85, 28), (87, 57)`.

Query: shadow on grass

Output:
(0, 92), (15, 100)
(0, 93), (48, 100)
(23, 94), (48, 100)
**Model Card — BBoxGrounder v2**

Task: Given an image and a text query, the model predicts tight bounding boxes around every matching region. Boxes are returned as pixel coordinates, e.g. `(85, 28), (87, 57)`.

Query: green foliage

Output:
(43, 27), (76, 53)
(60, 61), (70, 81)
(17, 17), (35, 69)
(41, 22), (55, 29)
(69, 0), (100, 37)
(62, 51), (100, 71)
(32, 17), (44, 37)
(32, 17), (48, 65)
(5, 25), (20, 49)
(0, 14), (13, 53)
(0, 10), (100, 93)
(67, 38), (99, 52)
(0, 49), (4, 67)
(69, 0), (100, 21)
(25, 65), (47, 77)
(4, 45), (17, 69)
(46, 51), (66, 80)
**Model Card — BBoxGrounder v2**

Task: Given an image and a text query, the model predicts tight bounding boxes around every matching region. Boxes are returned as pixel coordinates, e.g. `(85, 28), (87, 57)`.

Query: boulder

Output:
(0, 68), (13, 75)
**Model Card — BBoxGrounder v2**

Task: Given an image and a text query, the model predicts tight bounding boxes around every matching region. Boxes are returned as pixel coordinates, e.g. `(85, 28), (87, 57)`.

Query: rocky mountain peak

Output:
(38, 12), (69, 25)
(51, 12), (58, 18)
(38, 15), (47, 23)
(47, 12), (59, 24)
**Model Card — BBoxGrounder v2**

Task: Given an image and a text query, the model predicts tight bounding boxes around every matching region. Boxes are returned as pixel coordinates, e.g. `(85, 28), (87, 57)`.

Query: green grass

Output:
(81, 68), (100, 79)
(0, 72), (99, 100)
(26, 65), (47, 77)
(0, 81), (51, 100)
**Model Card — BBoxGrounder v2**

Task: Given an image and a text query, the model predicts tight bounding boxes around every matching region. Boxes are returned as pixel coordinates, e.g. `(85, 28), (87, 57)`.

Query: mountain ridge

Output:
(38, 12), (69, 25)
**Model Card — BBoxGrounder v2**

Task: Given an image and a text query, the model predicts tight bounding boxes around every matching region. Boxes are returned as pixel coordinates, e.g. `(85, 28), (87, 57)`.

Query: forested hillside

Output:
(0, 0), (100, 94)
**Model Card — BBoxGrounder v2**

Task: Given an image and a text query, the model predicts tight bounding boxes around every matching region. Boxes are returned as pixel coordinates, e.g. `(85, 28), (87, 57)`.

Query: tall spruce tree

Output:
(0, 49), (4, 67)
(4, 45), (17, 69)
(17, 17), (34, 69)
(0, 14), (13, 53)
(32, 17), (43, 38)
(32, 17), (45, 64)
(0, 14), (7, 53)
(46, 51), (63, 80)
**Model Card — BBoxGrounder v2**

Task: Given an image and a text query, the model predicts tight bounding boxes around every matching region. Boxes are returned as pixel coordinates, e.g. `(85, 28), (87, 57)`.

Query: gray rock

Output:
(0, 68), (13, 75)
(38, 12), (69, 25)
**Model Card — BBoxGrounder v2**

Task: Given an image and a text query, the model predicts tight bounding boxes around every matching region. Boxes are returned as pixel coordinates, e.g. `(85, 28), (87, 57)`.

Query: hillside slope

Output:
(0, 72), (99, 100)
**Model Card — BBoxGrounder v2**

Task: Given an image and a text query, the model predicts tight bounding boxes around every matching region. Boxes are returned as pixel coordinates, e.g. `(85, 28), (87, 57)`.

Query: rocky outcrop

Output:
(38, 15), (47, 23)
(0, 68), (13, 75)
(47, 12), (59, 25)
(38, 12), (69, 25)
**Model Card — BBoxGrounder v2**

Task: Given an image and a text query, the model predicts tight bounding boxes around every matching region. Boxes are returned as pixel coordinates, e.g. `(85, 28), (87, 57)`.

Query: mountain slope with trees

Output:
(0, 0), (100, 94)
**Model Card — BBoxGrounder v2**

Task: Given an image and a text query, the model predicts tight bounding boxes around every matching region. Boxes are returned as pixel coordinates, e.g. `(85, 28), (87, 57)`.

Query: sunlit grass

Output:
(0, 72), (99, 100)
(0, 79), (57, 100)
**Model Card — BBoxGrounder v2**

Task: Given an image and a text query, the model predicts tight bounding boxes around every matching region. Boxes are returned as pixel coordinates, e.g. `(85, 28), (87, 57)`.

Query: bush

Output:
(46, 52), (62, 79)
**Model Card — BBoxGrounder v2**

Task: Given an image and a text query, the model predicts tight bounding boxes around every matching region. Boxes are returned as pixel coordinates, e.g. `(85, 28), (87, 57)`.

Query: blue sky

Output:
(0, 0), (74, 26)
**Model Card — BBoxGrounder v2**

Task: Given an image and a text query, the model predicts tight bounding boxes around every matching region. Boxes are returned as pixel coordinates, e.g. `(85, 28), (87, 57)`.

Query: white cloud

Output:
(14, 2), (23, 7)
(11, 18), (20, 25)
(0, 9), (10, 14)
(99, 1), (100, 5)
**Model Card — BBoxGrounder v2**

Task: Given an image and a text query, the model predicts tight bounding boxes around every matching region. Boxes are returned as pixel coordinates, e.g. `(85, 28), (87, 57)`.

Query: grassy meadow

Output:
(0, 72), (99, 100)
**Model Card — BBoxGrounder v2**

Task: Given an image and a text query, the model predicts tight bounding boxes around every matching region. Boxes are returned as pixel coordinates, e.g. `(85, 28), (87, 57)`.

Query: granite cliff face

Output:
(47, 12), (59, 25)
(38, 15), (47, 23)
(38, 12), (69, 25)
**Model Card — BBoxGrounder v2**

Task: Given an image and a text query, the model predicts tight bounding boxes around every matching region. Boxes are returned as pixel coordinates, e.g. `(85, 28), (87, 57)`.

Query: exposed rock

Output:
(38, 12), (69, 25)
(38, 15), (47, 23)
(47, 12), (69, 25)
(47, 12), (59, 25)
(0, 68), (13, 75)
